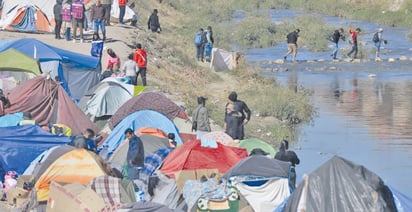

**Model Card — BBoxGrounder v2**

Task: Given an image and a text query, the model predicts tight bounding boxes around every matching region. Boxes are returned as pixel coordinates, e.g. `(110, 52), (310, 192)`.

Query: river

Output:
(244, 10), (412, 197)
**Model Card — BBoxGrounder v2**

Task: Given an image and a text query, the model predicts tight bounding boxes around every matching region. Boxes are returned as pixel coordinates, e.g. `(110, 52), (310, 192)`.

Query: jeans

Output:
(72, 18), (84, 40)
(119, 6), (126, 24)
(84, 11), (93, 31)
(347, 42), (358, 58)
(55, 20), (62, 38)
(196, 44), (204, 61)
(93, 19), (106, 39)
(332, 42), (338, 59)
(137, 67), (147, 86)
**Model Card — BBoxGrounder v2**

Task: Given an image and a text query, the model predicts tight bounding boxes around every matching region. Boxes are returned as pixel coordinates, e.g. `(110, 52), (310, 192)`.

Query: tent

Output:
(222, 156), (292, 212)
(107, 134), (170, 167)
(239, 138), (277, 157)
(4, 76), (100, 135)
(210, 48), (243, 71)
(99, 110), (183, 159)
(23, 145), (76, 181)
(110, 0), (137, 22)
(160, 140), (247, 177)
(201, 131), (234, 145)
(78, 81), (135, 122)
(283, 156), (397, 212)
(0, 0), (53, 32)
(0, 38), (100, 100)
(0, 49), (41, 90)
(35, 148), (114, 201)
(0, 125), (71, 178)
(108, 91), (189, 129)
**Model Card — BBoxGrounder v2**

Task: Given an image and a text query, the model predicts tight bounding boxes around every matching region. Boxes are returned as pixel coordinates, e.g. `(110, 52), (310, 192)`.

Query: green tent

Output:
(0, 49), (41, 82)
(239, 138), (276, 157)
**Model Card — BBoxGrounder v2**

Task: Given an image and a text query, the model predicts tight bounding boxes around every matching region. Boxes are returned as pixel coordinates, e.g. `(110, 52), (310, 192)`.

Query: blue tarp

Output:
(0, 38), (100, 99)
(0, 125), (71, 178)
(0, 112), (23, 127)
(98, 110), (182, 159)
(390, 186), (412, 212)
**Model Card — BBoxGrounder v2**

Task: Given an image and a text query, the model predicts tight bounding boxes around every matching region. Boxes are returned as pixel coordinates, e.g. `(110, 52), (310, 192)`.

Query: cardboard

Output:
(7, 187), (30, 208)
(175, 168), (220, 194)
(46, 181), (107, 212)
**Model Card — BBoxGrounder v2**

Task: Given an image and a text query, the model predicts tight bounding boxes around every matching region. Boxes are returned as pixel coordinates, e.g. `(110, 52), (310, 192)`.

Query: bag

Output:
(373, 32), (379, 42)
(71, 2), (84, 19)
(191, 121), (197, 132)
(61, 6), (71, 22)
(194, 32), (202, 46)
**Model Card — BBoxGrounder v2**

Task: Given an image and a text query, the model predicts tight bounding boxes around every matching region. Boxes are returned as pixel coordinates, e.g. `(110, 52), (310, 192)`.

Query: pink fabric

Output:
(106, 55), (120, 69)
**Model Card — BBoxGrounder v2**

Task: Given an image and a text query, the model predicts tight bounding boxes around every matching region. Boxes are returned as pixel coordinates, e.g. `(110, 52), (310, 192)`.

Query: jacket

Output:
(192, 105), (211, 132)
(133, 49), (147, 68)
(53, 3), (63, 21)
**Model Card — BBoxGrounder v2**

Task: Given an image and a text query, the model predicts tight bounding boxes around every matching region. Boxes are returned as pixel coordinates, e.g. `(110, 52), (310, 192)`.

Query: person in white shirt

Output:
(122, 53), (139, 85)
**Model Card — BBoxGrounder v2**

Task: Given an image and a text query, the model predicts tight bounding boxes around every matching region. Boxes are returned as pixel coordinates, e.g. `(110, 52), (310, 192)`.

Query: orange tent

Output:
(35, 148), (113, 201)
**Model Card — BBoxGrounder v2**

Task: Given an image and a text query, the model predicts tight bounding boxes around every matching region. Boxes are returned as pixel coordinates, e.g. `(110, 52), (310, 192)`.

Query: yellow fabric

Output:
(51, 124), (72, 136)
(18, 120), (36, 125)
(133, 86), (147, 96)
(35, 149), (107, 201)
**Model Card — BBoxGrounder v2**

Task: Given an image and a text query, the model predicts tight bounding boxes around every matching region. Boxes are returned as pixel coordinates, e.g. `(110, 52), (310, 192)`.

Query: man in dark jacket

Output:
(53, 0), (63, 39)
(125, 128), (144, 179)
(283, 29), (300, 62)
(70, 128), (96, 152)
(225, 91), (251, 140)
(330, 28), (345, 60)
(147, 9), (161, 33)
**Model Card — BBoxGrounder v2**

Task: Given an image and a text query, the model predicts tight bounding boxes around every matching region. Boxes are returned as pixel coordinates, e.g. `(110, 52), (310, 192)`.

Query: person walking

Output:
(347, 27), (361, 59)
(71, 0), (85, 43)
(101, 0), (111, 26)
(122, 53), (139, 85)
(125, 128), (144, 180)
(118, 0), (126, 25)
(192, 96), (211, 139)
(373, 28), (386, 62)
(275, 139), (300, 188)
(53, 0), (63, 39)
(283, 29), (300, 62)
(91, 0), (106, 41)
(329, 28), (345, 60)
(147, 9), (161, 33)
(133, 43), (147, 86)
(225, 91), (251, 140)
(204, 26), (214, 62)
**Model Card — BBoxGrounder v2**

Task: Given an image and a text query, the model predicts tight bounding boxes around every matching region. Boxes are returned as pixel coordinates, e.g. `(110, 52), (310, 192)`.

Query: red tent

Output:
(160, 140), (247, 177)
(5, 76), (99, 135)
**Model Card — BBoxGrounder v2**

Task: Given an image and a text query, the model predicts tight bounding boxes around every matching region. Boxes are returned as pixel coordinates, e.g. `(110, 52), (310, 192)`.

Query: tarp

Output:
(78, 81), (134, 121)
(35, 148), (114, 201)
(0, 1), (53, 32)
(0, 125), (71, 178)
(108, 91), (189, 129)
(223, 156), (291, 179)
(99, 110), (183, 159)
(239, 138), (277, 157)
(0, 49), (41, 85)
(0, 38), (100, 99)
(201, 131), (233, 145)
(210, 48), (234, 71)
(390, 186), (412, 212)
(283, 156), (397, 212)
(160, 140), (247, 177)
(4, 76), (100, 135)
(0, 112), (23, 127)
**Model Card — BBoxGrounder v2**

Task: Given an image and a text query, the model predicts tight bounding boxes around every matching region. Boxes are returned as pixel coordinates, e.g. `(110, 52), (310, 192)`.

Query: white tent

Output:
(111, 0), (137, 21)
(210, 48), (234, 71)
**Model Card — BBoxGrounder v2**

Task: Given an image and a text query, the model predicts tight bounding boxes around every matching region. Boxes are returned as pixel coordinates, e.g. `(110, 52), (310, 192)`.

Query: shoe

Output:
(283, 56), (287, 60)
(72, 39), (76, 43)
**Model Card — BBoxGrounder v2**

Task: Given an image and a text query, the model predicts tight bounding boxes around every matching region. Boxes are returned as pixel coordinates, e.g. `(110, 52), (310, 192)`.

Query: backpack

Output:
(61, 5), (71, 22)
(373, 32), (379, 42)
(71, 2), (84, 19)
(194, 32), (202, 46)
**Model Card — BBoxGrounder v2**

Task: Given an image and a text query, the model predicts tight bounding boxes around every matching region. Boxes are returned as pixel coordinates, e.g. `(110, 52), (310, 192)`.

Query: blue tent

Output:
(0, 38), (100, 100)
(98, 110), (182, 159)
(0, 125), (72, 178)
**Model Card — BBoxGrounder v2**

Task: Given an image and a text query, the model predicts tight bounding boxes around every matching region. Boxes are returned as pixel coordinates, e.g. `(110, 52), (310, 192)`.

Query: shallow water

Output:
(244, 10), (412, 197)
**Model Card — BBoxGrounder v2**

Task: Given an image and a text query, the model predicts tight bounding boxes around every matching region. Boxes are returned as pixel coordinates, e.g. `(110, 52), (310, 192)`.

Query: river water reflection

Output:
(243, 10), (412, 197)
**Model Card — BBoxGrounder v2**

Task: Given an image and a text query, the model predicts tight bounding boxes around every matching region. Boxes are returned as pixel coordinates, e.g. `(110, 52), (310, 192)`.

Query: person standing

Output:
(133, 43), (147, 86)
(330, 28), (345, 60)
(122, 53), (139, 85)
(283, 28), (300, 62)
(274, 139), (300, 188)
(101, 0), (111, 26)
(147, 9), (161, 33)
(118, 0), (126, 25)
(125, 128), (144, 180)
(0, 89), (10, 116)
(192, 96), (211, 139)
(71, 0), (85, 43)
(61, 0), (72, 41)
(204, 26), (214, 62)
(373, 28), (386, 62)
(53, 0), (63, 39)
(194, 28), (205, 62)
(91, 0), (106, 41)
(347, 27), (361, 59)
(224, 103), (243, 140)
(225, 91), (251, 140)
